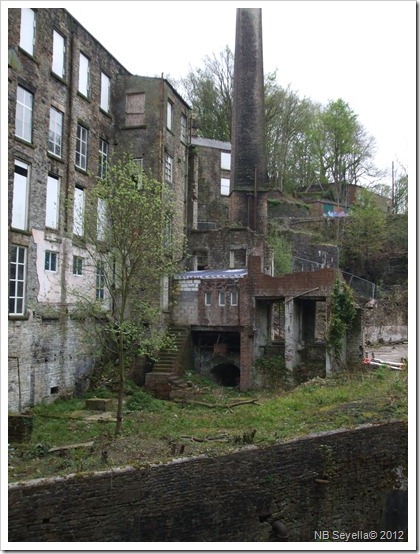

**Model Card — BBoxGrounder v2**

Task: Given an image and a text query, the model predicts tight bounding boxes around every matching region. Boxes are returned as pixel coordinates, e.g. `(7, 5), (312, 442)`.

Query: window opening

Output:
(100, 73), (110, 112)
(45, 251), (58, 272)
(45, 174), (60, 229)
(73, 186), (85, 236)
(9, 246), (27, 315)
(20, 8), (36, 55)
(78, 52), (90, 96)
(15, 86), (33, 142)
(75, 124), (88, 170)
(52, 30), (65, 77)
(73, 255), (83, 276)
(12, 160), (30, 230)
(48, 107), (63, 157)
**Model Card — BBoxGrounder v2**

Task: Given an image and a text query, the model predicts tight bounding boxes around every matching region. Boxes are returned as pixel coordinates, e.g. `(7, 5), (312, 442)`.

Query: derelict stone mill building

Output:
(8, 7), (363, 411)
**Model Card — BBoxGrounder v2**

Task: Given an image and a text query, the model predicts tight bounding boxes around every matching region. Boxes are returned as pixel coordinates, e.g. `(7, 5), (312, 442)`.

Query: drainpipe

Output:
(62, 24), (76, 307)
(158, 73), (164, 184)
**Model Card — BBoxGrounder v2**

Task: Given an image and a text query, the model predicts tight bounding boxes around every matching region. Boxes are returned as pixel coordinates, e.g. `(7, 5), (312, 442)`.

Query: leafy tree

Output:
(181, 46), (234, 141)
(313, 99), (377, 204)
(72, 154), (183, 434)
(340, 188), (387, 281)
(265, 76), (319, 193)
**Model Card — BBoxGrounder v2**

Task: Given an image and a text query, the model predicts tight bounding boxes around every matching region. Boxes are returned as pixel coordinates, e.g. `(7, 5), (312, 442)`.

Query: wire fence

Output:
(292, 257), (375, 299)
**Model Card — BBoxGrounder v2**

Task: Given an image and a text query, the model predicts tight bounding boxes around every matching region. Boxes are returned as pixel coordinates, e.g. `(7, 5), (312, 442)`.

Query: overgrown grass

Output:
(8, 367), (408, 482)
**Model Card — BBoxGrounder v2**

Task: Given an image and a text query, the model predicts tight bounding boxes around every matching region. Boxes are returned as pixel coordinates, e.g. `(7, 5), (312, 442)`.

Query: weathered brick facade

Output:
(8, 7), (365, 409)
(8, 9), (190, 410)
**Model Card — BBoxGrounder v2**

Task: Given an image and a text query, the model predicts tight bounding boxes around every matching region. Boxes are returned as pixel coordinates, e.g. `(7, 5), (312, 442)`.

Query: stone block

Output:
(84, 398), (113, 411)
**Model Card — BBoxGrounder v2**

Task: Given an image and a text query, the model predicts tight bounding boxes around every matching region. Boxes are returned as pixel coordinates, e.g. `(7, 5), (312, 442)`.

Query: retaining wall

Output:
(8, 420), (407, 543)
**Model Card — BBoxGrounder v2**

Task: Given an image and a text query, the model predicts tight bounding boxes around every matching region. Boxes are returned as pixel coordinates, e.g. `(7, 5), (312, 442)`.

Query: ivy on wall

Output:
(327, 279), (356, 362)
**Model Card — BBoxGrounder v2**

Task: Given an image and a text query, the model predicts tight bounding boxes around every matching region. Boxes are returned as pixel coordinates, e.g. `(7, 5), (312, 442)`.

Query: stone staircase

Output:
(144, 327), (190, 397)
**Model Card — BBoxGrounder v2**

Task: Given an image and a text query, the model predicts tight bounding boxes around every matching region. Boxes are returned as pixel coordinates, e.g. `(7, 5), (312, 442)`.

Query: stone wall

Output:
(8, 421), (407, 542)
(364, 295), (408, 344)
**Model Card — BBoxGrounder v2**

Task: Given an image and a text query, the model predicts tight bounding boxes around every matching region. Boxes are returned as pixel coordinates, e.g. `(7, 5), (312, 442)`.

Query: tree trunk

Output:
(115, 333), (125, 435)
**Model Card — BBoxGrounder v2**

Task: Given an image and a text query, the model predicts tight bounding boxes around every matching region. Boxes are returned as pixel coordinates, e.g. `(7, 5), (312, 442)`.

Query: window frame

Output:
(52, 29), (65, 78)
(221, 152), (231, 171)
(218, 291), (226, 306)
(19, 8), (36, 56)
(221, 177), (230, 196)
(100, 72), (110, 112)
(98, 138), (109, 178)
(11, 159), (30, 231)
(44, 250), (58, 272)
(78, 52), (90, 97)
(166, 99), (174, 131)
(97, 197), (107, 241)
(180, 114), (187, 143)
(73, 185), (85, 236)
(96, 261), (105, 300)
(48, 107), (63, 157)
(45, 174), (60, 229)
(15, 86), (33, 143)
(204, 292), (212, 306)
(75, 124), (88, 171)
(72, 255), (83, 276)
(9, 245), (27, 315)
(164, 152), (173, 183)
(230, 290), (238, 306)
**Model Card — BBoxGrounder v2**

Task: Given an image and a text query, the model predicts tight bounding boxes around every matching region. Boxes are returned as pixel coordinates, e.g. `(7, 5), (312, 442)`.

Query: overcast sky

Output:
(6, 1), (417, 187)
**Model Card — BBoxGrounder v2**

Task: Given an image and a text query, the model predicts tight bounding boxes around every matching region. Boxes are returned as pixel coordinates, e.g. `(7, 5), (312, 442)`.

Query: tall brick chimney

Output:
(229, 8), (269, 234)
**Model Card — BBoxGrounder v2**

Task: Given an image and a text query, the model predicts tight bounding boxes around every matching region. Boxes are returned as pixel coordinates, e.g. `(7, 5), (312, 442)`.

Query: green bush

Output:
(125, 390), (165, 413)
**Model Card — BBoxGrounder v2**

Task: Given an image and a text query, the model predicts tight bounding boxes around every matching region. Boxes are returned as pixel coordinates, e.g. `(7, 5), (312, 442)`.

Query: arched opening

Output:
(211, 363), (240, 387)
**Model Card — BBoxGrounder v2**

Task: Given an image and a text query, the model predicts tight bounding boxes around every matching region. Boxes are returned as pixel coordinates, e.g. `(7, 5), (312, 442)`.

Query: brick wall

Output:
(8, 8), (129, 412)
(8, 421), (408, 542)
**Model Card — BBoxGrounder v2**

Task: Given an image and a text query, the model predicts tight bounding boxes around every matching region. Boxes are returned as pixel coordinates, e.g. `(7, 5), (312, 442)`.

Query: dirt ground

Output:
(365, 342), (408, 364)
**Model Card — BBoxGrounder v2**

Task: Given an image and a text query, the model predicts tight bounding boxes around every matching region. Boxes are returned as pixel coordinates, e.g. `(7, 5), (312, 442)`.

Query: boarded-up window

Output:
(126, 93), (145, 126)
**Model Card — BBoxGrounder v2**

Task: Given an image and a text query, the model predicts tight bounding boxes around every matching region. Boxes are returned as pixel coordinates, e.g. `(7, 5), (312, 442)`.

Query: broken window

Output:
(98, 138), (109, 178)
(164, 152), (173, 183)
(230, 249), (247, 268)
(12, 160), (30, 230)
(180, 114), (187, 143)
(73, 185), (85, 236)
(194, 251), (208, 270)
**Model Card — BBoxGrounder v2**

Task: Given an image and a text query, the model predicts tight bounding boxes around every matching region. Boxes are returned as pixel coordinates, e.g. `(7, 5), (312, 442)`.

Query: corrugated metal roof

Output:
(191, 137), (231, 151)
(176, 268), (247, 280)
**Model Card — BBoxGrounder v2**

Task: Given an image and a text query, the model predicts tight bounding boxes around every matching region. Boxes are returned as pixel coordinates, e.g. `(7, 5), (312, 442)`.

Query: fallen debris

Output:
(172, 399), (260, 409)
(363, 357), (406, 370)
